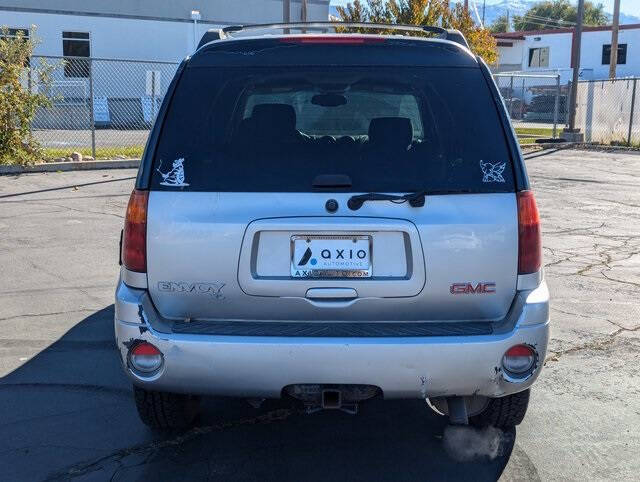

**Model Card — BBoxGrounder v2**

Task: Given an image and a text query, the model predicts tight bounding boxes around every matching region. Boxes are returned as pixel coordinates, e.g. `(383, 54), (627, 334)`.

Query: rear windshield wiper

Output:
(347, 189), (475, 210)
(347, 190), (427, 210)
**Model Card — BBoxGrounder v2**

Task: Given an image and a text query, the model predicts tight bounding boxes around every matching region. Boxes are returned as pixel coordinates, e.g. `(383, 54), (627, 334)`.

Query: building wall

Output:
(579, 29), (640, 79)
(0, 0), (330, 60)
(1, 0), (330, 128)
(0, 0), (329, 24)
(496, 28), (640, 82)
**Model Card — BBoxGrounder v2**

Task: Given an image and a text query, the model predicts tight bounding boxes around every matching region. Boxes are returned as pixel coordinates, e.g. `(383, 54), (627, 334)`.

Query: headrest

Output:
(251, 103), (296, 137)
(368, 117), (413, 150)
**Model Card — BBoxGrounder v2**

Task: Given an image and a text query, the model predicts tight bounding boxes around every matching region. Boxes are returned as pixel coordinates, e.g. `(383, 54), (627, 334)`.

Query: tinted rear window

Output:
(151, 66), (514, 192)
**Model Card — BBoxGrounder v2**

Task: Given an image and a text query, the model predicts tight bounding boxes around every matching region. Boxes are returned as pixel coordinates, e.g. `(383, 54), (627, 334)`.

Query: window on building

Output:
(1, 28), (30, 65)
(528, 47), (549, 68)
(1, 27), (29, 39)
(602, 44), (627, 65)
(62, 31), (90, 78)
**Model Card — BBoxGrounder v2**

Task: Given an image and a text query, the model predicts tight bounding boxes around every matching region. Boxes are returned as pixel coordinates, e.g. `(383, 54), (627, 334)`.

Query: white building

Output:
(0, 0), (330, 61)
(494, 24), (640, 82)
(0, 0), (330, 129)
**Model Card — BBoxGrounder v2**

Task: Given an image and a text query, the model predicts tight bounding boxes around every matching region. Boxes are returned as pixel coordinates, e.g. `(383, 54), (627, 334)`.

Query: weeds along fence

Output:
(492, 73), (567, 144)
(29, 55), (179, 160)
(575, 78), (640, 146)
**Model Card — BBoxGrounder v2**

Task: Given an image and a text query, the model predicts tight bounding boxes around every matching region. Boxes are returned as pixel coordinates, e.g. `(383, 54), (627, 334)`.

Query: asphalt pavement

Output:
(0, 149), (638, 481)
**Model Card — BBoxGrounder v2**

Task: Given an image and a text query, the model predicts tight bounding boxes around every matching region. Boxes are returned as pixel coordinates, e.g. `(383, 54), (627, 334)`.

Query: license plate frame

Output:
(290, 235), (372, 278)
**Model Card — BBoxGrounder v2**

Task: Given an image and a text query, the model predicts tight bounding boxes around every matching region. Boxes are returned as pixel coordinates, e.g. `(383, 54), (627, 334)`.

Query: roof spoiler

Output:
(197, 22), (470, 50)
(197, 29), (226, 49)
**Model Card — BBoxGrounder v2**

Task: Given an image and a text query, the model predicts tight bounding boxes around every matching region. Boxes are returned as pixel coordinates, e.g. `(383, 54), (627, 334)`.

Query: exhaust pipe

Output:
(447, 396), (469, 425)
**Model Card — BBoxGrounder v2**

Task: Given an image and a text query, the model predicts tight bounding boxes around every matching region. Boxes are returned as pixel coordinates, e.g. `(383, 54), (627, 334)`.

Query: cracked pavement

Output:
(0, 149), (639, 481)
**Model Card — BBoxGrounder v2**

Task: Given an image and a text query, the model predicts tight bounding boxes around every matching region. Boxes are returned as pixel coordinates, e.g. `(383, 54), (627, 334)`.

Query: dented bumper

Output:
(114, 279), (550, 399)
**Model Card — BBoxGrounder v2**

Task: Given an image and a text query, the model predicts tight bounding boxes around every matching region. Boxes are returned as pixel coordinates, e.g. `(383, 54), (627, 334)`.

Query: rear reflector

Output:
(129, 342), (163, 373)
(131, 343), (160, 356)
(502, 344), (536, 375)
(279, 36), (386, 44)
(122, 190), (149, 273)
(517, 190), (542, 275)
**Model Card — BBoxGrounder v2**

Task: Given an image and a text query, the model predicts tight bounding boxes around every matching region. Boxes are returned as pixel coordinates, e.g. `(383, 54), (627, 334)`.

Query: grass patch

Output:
(41, 145), (144, 162)
(515, 127), (554, 137)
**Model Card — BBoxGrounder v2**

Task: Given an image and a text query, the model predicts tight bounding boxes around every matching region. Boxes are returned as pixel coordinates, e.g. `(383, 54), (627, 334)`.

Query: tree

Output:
(0, 27), (53, 165)
(490, 14), (509, 33)
(336, 0), (497, 63)
(512, 0), (607, 31)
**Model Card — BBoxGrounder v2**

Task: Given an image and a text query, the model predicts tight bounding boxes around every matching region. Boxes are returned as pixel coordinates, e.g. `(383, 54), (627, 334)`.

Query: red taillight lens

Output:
(131, 343), (161, 356)
(279, 36), (386, 44)
(129, 342), (163, 373)
(122, 190), (149, 272)
(503, 344), (536, 375)
(517, 190), (541, 274)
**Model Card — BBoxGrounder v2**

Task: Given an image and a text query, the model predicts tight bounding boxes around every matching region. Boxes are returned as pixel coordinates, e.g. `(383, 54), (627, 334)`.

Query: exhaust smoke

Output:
(442, 425), (513, 462)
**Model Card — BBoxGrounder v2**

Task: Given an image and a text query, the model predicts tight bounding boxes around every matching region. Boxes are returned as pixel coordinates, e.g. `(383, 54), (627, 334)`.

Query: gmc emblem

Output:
(450, 282), (496, 294)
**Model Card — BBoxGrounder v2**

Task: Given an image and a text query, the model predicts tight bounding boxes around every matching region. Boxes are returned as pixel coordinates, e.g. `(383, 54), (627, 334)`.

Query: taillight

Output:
(279, 36), (386, 44)
(517, 190), (541, 274)
(122, 190), (149, 272)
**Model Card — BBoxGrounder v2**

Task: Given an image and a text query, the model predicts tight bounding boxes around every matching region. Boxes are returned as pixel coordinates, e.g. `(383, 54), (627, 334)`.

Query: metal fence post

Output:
(508, 76), (514, 119)
(151, 70), (156, 121)
(553, 74), (560, 138)
(88, 57), (96, 159)
(520, 77), (525, 120)
(628, 78), (637, 146)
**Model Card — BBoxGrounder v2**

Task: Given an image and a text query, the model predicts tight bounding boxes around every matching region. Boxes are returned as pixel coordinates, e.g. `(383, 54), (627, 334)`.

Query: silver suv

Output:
(115, 23), (549, 430)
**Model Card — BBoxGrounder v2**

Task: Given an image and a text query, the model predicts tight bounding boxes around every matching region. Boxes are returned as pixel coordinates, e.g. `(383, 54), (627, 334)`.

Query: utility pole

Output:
(283, 0), (290, 23)
(464, 0), (469, 11)
(609, 0), (621, 79)
(283, 0), (290, 34)
(482, 0), (486, 26)
(301, 0), (307, 22)
(506, 9), (510, 33)
(566, 0), (585, 138)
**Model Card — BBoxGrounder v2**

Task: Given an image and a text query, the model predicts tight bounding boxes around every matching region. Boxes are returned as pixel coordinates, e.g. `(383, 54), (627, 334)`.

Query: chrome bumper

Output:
(114, 279), (550, 399)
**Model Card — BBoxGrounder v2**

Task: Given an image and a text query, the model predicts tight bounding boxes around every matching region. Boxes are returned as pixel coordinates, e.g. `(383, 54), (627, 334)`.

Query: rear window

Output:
(151, 66), (514, 192)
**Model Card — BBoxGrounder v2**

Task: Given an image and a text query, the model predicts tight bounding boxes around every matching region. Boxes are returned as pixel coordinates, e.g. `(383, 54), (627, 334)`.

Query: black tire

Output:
(470, 389), (530, 429)
(133, 386), (201, 429)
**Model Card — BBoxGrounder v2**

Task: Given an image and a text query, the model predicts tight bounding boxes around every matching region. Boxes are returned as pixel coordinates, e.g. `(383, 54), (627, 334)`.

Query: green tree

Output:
(489, 14), (509, 33)
(0, 26), (53, 165)
(512, 0), (607, 31)
(336, 0), (497, 63)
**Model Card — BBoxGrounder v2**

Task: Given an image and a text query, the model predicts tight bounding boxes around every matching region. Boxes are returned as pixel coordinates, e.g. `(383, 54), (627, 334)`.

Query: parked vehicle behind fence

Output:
(524, 94), (567, 123)
(115, 23), (549, 430)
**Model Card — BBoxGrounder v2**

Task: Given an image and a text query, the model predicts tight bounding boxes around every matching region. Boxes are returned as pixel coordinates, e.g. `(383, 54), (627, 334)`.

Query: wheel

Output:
(133, 385), (200, 429)
(469, 389), (530, 429)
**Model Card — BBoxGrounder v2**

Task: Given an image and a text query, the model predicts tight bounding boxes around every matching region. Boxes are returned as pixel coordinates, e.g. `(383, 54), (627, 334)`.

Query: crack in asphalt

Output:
(0, 308), (97, 323)
(545, 324), (640, 363)
(46, 408), (295, 480)
(17, 200), (125, 220)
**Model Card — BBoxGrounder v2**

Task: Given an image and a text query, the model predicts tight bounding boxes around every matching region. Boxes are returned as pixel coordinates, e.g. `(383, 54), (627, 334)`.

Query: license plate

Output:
(291, 235), (372, 278)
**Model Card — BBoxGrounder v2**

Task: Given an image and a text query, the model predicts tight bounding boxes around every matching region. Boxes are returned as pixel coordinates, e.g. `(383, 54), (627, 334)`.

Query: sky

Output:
(330, 0), (640, 17)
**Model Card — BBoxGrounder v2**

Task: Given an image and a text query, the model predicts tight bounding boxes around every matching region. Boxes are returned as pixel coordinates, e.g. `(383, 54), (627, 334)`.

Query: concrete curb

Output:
(0, 159), (140, 175)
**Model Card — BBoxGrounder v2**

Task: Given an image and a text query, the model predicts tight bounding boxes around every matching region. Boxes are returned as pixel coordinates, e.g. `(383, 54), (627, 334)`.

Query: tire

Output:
(133, 386), (201, 429)
(470, 389), (530, 429)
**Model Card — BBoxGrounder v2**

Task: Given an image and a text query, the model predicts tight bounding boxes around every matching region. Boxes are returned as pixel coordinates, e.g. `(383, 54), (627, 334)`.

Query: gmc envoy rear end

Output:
(115, 23), (549, 429)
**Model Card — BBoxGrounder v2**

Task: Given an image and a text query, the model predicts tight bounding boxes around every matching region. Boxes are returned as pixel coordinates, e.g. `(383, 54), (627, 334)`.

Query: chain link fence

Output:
(26, 59), (640, 157)
(29, 55), (179, 160)
(575, 78), (640, 146)
(493, 73), (568, 144)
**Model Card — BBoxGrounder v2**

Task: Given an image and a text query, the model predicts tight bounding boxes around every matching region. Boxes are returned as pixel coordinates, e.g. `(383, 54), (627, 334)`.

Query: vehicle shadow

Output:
(0, 306), (515, 481)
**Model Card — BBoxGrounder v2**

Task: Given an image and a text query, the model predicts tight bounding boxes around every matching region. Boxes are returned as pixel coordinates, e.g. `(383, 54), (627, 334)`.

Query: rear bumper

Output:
(114, 279), (550, 399)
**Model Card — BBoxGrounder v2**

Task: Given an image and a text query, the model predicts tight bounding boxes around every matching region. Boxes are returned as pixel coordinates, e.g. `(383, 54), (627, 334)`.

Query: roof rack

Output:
(197, 22), (470, 50)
